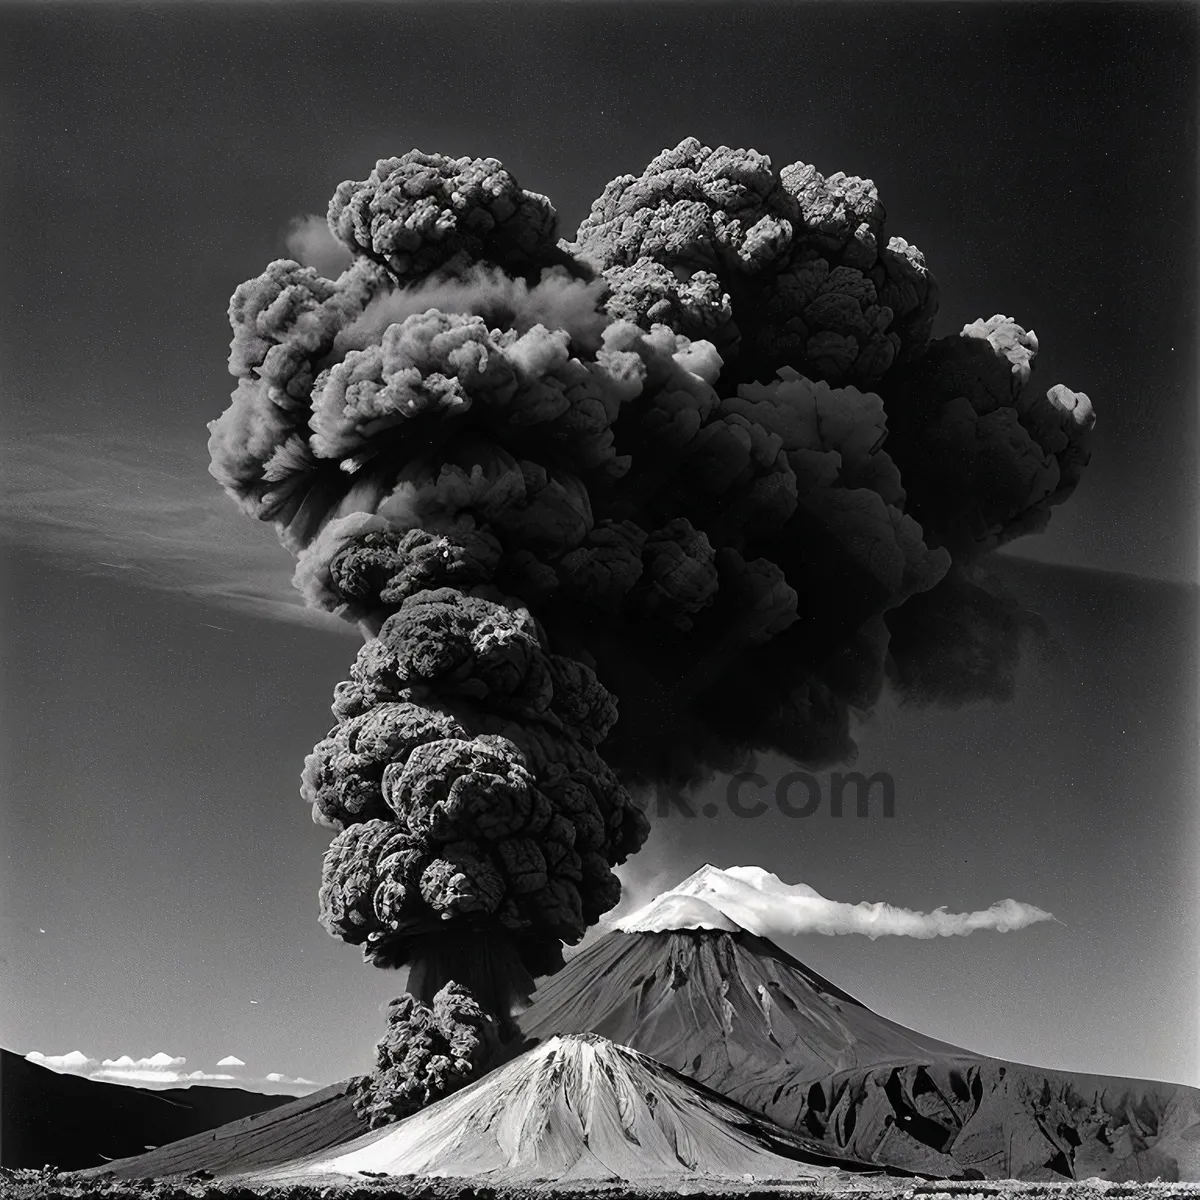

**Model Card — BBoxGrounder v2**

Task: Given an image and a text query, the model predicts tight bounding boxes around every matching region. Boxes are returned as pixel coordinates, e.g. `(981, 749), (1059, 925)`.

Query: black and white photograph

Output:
(1, 1), (1197, 1196)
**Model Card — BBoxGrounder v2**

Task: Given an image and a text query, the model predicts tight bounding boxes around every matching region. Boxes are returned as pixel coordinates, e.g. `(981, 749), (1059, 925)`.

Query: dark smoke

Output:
(207, 141), (1095, 1123)
(351, 982), (501, 1129)
(568, 138), (939, 389)
(885, 565), (1048, 707)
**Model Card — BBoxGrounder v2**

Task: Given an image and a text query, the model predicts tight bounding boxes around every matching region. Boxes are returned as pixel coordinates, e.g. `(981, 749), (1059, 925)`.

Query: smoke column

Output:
(207, 141), (1094, 1120)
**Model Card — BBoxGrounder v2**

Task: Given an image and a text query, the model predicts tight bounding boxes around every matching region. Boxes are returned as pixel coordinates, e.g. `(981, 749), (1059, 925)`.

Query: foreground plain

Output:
(7, 1168), (1200, 1200)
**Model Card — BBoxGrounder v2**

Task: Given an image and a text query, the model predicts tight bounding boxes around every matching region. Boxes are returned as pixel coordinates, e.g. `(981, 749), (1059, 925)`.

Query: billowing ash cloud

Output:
(352, 982), (501, 1129)
(337, 264), (612, 356)
(616, 864), (1056, 940)
(205, 139), (1093, 1120)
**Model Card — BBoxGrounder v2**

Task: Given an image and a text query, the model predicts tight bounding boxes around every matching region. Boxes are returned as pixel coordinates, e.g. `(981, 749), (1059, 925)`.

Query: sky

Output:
(1, 1), (1197, 1092)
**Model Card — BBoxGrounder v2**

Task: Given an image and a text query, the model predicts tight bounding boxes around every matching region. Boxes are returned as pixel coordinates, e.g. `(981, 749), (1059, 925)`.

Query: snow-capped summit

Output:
(614, 863), (1056, 940)
(614, 863), (805, 934)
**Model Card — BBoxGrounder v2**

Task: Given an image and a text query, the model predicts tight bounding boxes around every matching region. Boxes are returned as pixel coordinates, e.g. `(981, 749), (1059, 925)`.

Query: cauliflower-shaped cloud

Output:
(570, 137), (937, 386)
(295, 521), (505, 622)
(878, 315), (1096, 557)
(571, 139), (789, 275)
(309, 310), (648, 480)
(302, 701), (472, 829)
(209, 142), (1096, 1103)
(637, 518), (719, 629)
(556, 519), (647, 612)
(352, 983), (500, 1129)
(346, 590), (561, 729)
(208, 258), (388, 531)
(601, 262), (739, 357)
(314, 588), (645, 973)
(328, 151), (565, 285)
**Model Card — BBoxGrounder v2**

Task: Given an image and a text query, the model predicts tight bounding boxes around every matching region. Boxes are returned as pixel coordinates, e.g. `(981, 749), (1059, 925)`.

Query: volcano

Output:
(85, 865), (1200, 1185)
(515, 867), (1200, 1182)
(237, 1033), (871, 1186)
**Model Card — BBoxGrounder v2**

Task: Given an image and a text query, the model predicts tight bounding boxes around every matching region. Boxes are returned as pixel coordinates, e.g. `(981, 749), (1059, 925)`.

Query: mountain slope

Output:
(518, 927), (968, 1118)
(241, 1034), (873, 1186)
(516, 928), (1200, 1182)
(76, 1079), (366, 1181)
(0, 1050), (291, 1171)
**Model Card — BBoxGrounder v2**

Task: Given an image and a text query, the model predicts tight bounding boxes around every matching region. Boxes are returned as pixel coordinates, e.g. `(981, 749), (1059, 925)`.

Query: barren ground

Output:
(6, 1170), (1200, 1200)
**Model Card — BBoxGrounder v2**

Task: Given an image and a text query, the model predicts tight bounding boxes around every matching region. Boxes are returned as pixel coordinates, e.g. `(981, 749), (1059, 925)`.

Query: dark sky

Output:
(1, 2), (1196, 1089)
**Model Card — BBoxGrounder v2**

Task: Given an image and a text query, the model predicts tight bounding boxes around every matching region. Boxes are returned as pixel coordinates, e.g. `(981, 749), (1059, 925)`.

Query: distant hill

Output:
(242, 1033), (873, 1186)
(76, 1078), (367, 1181)
(0, 1050), (293, 1170)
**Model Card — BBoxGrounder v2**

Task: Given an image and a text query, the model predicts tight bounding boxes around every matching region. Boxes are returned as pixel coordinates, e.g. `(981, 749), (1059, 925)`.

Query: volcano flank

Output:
(517, 926), (964, 1117)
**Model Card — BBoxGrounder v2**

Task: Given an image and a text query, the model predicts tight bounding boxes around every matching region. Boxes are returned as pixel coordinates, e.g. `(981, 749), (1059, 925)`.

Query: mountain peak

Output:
(241, 1032), (862, 1186)
(614, 863), (786, 933)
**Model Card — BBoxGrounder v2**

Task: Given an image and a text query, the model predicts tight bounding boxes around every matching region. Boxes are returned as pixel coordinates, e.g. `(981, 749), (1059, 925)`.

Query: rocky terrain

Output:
(514, 925), (1200, 1181)
(9, 1167), (1200, 1200)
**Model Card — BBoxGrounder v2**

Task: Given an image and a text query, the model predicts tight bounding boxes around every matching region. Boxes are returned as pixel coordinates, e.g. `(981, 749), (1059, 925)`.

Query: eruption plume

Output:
(351, 983), (501, 1129)
(208, 140), (1094, 1121)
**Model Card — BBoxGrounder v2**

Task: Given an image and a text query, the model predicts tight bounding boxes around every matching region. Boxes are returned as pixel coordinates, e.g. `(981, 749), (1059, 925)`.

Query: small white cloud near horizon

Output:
(26, 1050), (98, 1073)
(24, 1049), (320, 1095)
(264, 1070), (316, 1085)
(614, 863), (1058, 940)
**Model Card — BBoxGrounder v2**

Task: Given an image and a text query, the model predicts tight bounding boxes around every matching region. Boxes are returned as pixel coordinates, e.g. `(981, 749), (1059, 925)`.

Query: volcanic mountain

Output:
(515, 867), (1200, 1182)
(86, 865), (1200, 1184)
(238, 1034), (872, 1187)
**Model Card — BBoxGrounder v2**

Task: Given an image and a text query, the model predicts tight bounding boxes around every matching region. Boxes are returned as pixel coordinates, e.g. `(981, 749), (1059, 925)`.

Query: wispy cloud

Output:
(2, 430), (354, 634)
(286, 213), (353, 278)
(25, 1049), (319, 1095)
